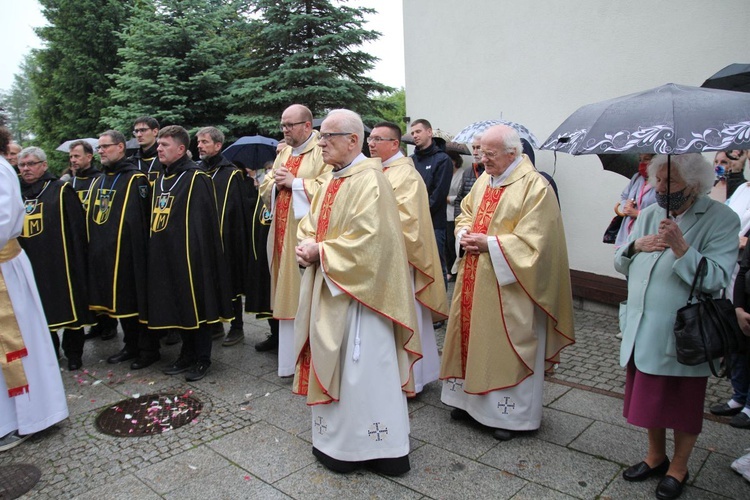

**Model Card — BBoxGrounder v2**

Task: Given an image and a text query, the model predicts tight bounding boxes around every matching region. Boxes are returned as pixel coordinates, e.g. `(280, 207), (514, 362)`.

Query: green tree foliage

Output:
(373, 87), (406, 130)
(0, 54), (39, 143)
(31, 0), (133, 158)
(228, 0), (393, 135)
(101, 0), (252, 134)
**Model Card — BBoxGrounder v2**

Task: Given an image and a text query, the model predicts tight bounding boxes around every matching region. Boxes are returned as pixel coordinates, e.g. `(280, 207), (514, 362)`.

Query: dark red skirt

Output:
(623, 358), (707, 435)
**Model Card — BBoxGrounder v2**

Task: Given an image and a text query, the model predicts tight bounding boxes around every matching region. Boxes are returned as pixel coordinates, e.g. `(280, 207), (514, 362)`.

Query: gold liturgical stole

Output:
(0, 239), (29, 397)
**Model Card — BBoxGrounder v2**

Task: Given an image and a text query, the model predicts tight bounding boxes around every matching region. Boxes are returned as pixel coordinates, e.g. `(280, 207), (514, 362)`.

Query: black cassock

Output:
(243, 174), (273, 319)
(69, 165), (103, 211)
(19, 172), (93, 328)
(202, 154), (249, 299)
(149, 154), (232, 329)
(87, 158), (151, 319)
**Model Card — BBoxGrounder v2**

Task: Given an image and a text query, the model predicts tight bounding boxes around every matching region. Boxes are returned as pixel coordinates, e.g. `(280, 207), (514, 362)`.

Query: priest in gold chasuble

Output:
(439, 125), (575, 441)
(293, 110), (421, 476)
(258, 104), (331, 376)
(369, 121), (448, 394)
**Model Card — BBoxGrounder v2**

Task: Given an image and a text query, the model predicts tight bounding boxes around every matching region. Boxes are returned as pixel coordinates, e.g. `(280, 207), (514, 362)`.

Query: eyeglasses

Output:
(97, 143), (117, 151)
(133, 127), (152, 135)
(279, 121), (307, 131)
(367, 136), (398, 144)
(480, 150), (499, 159)
(18, 160), (44, 168)
(319, 132), (353, 141)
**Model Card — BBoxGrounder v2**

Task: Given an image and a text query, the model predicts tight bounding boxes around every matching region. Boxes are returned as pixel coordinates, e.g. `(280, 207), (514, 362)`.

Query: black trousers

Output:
(52, 327), (84, 358)
(231, 297), (244, 330)
(179, 324), (212, 364)
(121, 316), (159, 356)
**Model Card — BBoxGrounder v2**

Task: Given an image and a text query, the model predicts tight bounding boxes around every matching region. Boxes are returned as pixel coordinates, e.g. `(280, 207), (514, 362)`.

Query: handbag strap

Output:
(686, 257), (708, 304)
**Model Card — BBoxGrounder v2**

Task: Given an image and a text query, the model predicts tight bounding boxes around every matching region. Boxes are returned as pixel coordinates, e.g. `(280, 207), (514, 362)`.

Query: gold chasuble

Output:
(293, 158), (422, 404)
(259, 132), (330, 320)
(440, 156), (575, 394)
(383, 156), (448, 321)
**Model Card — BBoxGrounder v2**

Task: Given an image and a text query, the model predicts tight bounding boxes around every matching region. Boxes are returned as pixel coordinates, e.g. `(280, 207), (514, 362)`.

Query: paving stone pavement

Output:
(2, 304), (749, 499)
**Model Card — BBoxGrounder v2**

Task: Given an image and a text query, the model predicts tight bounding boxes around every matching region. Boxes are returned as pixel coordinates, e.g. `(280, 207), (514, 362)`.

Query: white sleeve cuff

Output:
(292, 178), (311, 220)
(456, 227), (468, 256)
(488, 237), (516, 286)
(321, 256), (345, 297)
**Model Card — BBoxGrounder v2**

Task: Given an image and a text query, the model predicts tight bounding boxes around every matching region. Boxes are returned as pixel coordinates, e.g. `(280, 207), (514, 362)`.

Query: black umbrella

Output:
(597, 153), (640, 179)
(541, 83), (750, 215)
(222, 135), (278, 169)
(701, 63), (750, 93)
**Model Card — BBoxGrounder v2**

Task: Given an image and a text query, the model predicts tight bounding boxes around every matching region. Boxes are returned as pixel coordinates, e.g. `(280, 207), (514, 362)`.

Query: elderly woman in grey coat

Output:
(615, 153), (739, 500)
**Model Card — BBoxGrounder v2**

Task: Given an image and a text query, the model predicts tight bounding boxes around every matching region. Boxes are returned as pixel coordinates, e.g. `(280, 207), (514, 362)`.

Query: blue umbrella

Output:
(222, 135), (279, 169)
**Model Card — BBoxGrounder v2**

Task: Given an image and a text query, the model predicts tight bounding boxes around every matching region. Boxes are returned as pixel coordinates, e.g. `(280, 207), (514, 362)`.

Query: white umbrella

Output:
(56, 137), (99, 153)
(453, 119), (540, 148)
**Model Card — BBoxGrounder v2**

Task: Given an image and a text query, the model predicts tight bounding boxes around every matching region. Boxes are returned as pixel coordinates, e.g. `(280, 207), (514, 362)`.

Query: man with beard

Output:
(196, 126), (249, 346)
(151, 125), (232, 382)
(89, 130), (157, 370)
(257, 104), (330, 378)
(17, 147), (92, 370)
(131, 116), (162, 185)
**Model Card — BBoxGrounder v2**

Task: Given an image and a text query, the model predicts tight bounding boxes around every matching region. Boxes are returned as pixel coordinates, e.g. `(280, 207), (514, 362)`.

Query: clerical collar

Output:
(332, 153), (366, 177)
(291, 133), (314, 156)
(381, 151), (404, 168)
(488, 155), (523, 188)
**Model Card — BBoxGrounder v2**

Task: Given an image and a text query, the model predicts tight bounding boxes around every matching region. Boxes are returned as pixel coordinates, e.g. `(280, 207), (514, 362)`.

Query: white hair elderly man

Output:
(440, 125), (575, 441)
(293, 109), (422, 476)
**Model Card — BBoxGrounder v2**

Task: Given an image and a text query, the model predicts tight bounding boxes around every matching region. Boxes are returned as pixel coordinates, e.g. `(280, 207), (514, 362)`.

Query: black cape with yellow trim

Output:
(243, 174), (273, 318)
(148, 154), (233, 329)
(70, 164), (102, 210)
(19, 171), (93, 329)
(131, 142), (162, 185)
(87, 157), (151, 319)
(201, 153), (249, 298)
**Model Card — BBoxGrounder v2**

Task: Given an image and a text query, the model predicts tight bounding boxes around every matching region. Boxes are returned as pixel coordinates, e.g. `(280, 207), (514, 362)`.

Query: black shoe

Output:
(655, 471), (688, 500)
(100, 326), (117, 341)
(255, 332), (278, 352)
(492, 428), (515, 441)
(623, 458), (670, 482)
(211, 323), (225, 340)
(67, 357), (82, 371)
(162, 357), (195, 375)
(222, 327), (245, 347)
(107, 349), (138, 364)
(185, 361), (210, 382)
(84, 326), (102, 340)
(710, 402), (743, 416)
(450, 408), (471, 421)
(130, 354), (161, 370)
(164, 330), (181, 346)
(730, 411), (750, 428)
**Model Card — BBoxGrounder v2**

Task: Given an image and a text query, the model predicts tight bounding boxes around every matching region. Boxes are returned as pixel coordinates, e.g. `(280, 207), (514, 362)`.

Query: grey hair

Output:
(647, 154), (714, 194)
(484, 125), (522, 158)
(19, 146), (47, 163)
(325, 109), (365, 149)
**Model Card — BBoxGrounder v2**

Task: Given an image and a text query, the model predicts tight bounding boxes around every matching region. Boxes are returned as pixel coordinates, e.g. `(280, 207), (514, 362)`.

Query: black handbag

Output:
(674, 257), (746, 377)
(603, 215), (623, 244)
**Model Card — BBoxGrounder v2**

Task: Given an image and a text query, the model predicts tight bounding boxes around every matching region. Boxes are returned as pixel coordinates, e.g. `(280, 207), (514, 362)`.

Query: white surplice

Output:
(411, 268), (440, 393)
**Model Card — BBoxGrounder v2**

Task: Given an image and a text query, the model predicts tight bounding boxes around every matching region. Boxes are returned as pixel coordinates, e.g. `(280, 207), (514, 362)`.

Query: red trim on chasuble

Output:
(273, 155), (304, 267)
(6, 347), (28, 362)
(295, 177), (345, 395)
(459, 186), (504, 374)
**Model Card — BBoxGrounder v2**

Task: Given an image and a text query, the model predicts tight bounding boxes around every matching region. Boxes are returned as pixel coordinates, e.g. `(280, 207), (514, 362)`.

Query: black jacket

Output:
(411, 141), (453, 229)
(454, 163), (485, 218)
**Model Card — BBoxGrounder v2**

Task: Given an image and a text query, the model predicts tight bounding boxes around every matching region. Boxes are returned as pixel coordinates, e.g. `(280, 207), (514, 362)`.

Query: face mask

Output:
(638, 162), (649, 178)
(655, 188), (690, 211)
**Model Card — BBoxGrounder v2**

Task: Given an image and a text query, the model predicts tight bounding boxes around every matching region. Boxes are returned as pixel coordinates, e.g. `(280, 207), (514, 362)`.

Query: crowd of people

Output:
(1, 105), (748, 498)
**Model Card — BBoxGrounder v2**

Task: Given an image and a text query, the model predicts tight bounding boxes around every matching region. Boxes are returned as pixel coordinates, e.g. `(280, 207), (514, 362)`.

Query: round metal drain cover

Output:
(0, 463), (41, 499)
(95, 392), (203, 437)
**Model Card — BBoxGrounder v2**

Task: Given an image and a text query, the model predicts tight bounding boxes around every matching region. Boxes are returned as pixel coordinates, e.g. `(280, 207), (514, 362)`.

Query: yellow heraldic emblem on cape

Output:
(22, 200), (43, 237)
(92, 188), (117, 225)
(151, 193), (174, 232)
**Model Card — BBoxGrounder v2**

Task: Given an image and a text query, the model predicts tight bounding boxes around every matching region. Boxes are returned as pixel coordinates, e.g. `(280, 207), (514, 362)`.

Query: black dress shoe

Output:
(162, 357), (195, 375)
(254, 332), (278, 352)
(450, 408), (471, 421)
(130, 354), (161, 370)
(730, 411), (750, 428)
(67, 358), (82, 371)
(492, 428), (515, 441)
(622, 458), (670, 482)
(655, 471), (688, 500)
(100, 326), (117, 341)
(710, 402), (743, 416)
(164, 330), (181, 346)
(107, 349), (138, 364)
(185, 361), (210, 381)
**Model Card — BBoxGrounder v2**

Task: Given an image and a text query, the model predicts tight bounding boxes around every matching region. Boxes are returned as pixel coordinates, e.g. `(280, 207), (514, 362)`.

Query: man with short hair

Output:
(89, 130), (157, 369)
(440, 125), (575, 441)
(131, 116), (161, 184)
(294, 109), (421, 476)
(257, 104), (330, 378)
(4, 142), (21, 173)
(368, 121), (447, 393)
(196, 126), (249, 346)
(410, 119), (453, 281)
(68, 140), (102, 210)
(17, 147), (92, 370)
(152, 125), (232, 382)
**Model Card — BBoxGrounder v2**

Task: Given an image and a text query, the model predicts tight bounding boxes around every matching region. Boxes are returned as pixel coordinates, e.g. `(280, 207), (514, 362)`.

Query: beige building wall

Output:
(403, 0), (750, 278)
